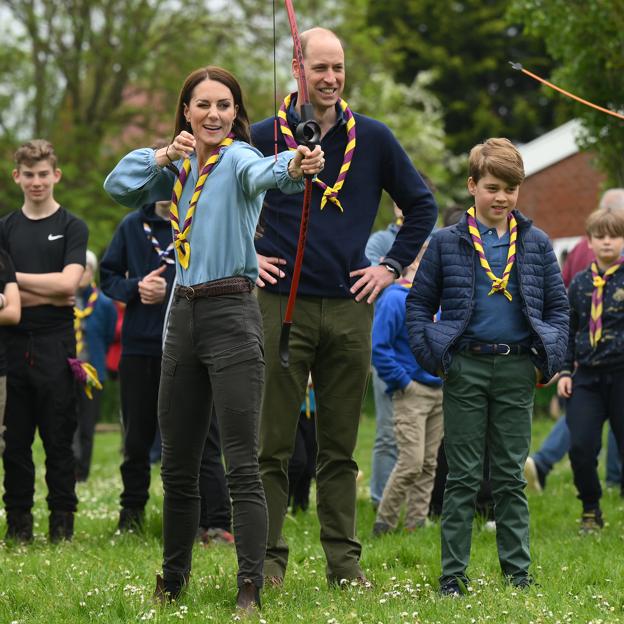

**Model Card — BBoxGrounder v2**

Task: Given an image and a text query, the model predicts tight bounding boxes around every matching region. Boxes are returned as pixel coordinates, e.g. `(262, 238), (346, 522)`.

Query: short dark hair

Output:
(173, 66), (251, 144)
(469, 138), (524, 187)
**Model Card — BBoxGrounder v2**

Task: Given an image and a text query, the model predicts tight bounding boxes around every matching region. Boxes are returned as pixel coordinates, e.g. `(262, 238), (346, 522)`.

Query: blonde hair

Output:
(469, 138), (524, 187)
(14, 139), (58, 169)
(586, 206), (624, 239)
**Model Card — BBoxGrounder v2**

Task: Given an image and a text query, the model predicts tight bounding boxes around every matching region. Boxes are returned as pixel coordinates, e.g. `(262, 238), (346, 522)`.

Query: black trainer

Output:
(5, 511), (34, 543)
(372, 521), (392, 537)
(580, 509), (604, 535)
(439, 577), (468, 597)
(49, 510), (74, 543)
(509, 575), (537, 589)
(118, 508), (144, 533)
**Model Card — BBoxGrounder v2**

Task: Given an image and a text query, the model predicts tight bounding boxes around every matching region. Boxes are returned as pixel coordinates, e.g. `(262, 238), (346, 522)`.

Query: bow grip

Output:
(295, 103), (321, 180)
(296, 103), (321, 148)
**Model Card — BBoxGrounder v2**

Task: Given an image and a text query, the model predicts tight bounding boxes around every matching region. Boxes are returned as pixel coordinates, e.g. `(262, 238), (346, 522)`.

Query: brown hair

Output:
(468, 138), (524, 187)
(14, 139), (58, 169)
(173, 66), (251, 144)
(586, 206), (624, 238)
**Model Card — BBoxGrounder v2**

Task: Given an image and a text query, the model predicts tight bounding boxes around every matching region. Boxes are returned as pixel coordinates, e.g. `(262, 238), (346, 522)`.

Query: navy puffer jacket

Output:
(406, 210), (569, 381)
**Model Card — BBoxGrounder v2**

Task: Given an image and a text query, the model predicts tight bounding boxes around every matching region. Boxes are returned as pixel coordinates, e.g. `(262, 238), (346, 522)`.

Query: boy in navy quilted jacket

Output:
(406, 138), (569, 595)
(557, 206), (624, 534)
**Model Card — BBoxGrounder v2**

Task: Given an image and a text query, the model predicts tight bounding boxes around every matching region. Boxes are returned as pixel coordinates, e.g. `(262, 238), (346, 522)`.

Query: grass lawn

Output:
(1, 393), (623, 623)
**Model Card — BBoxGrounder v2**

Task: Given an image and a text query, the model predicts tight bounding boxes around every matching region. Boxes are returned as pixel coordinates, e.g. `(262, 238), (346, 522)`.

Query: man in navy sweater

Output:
(252, 27), (437, 585)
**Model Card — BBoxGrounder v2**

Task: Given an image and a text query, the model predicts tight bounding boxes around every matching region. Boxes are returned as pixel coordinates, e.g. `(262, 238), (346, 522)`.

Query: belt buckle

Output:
(499, 343), (511, 356)
(185, 286), (195, 301)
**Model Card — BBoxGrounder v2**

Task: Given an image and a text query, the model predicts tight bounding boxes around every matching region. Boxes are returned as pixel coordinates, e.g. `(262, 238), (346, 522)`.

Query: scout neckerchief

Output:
(74, 284), (98, 357)
(143, 222), (175, 265)
(466, 206), (518, 302)
(278, 92), (355, 212)
(70, 284), (102, 399)
(169, 133), (235, 269)
(589, 258), (624, 347)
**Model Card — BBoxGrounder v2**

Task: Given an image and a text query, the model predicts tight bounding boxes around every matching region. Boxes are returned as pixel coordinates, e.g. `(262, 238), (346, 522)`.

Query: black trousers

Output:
(159, 291), (267, 590)
(2, 329), (78, 512)
(567, 366), (624, 511)
(118, 354), (232, 527)
(73, 388), (102, 481)
(119, 354), (161, 510)
(199, 415), (232, 531)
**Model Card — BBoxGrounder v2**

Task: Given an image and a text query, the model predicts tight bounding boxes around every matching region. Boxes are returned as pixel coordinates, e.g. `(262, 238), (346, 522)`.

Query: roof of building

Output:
(518, 119), (583, 177)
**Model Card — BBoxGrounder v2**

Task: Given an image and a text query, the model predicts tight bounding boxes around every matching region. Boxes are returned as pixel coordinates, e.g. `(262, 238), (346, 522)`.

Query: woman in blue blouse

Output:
(104, 65), (323, 611)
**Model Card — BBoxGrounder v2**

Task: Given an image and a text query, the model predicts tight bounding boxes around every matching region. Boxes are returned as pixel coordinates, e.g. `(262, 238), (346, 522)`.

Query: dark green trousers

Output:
(257, 290), (373, 582)
(441, 351), (535, 585)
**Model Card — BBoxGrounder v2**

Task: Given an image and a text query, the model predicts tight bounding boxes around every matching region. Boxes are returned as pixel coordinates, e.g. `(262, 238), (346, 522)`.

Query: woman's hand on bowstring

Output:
(156, 131), (196, 167)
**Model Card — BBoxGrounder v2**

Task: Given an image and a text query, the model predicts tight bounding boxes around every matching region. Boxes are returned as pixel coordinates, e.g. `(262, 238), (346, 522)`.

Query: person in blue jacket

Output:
(406, 138), (569, 595)
(104, 65), (323, 611)
(371, 246), (444, 535)
(73, 250), (117, 482)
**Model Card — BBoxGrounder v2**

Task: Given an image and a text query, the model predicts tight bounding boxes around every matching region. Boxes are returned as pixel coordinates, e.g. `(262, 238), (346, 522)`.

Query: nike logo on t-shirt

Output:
(48, 234), (64, 241)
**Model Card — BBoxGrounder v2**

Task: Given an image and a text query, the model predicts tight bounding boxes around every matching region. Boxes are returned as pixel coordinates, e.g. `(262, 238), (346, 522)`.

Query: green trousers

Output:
(441, 351), (535, 585)
(257, 290), (373, 582)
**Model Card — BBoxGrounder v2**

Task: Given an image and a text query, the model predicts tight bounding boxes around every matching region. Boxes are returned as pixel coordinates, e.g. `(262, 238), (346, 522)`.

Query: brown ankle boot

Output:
(153, 573), (187, 604)
(236, 578), (261, 612)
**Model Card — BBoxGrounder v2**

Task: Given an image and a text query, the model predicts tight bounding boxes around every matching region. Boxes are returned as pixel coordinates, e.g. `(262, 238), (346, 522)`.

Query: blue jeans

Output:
(369, 367), (397, 505)
(533, 414), (622, 483)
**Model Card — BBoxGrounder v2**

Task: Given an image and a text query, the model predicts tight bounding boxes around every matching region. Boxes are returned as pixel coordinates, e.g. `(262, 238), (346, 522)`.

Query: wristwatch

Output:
(379, 260), (401, 279)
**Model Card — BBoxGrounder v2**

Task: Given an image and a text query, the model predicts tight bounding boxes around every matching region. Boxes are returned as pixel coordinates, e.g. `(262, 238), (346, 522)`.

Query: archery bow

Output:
(278, 0), (321, 368)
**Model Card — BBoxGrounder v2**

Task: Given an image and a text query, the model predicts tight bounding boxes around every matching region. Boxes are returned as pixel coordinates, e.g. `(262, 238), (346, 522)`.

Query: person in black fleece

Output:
(558, 204), (624, 534)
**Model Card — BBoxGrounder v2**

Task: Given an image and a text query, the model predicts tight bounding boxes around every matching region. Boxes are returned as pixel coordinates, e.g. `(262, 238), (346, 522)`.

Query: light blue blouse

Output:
(104, 142), (303, 286)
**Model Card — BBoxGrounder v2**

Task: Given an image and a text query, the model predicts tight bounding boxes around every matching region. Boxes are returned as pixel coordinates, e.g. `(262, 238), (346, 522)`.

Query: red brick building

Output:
(517, 120), (606, 258)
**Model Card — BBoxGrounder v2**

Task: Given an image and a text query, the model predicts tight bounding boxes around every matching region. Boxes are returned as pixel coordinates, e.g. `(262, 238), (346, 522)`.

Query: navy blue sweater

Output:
(563, 265), (624, 371)
(251, 105), (437, 298)
(406, 211), (569, 381)
(100, 204), (175, 358)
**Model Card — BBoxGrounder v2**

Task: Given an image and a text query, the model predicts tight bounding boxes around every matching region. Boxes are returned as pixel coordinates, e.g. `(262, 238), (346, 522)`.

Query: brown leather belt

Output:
(175, 277), (253, 301)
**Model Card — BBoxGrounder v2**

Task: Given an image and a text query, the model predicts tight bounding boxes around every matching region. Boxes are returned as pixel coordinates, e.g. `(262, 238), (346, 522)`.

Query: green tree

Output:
(368, 0), (569, 156)
(0, 0), (450, 247)
(509, 0), (624, 186)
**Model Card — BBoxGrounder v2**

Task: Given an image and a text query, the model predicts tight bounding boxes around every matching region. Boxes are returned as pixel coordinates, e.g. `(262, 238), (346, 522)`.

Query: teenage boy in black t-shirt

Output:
(0, 139), (88, 543)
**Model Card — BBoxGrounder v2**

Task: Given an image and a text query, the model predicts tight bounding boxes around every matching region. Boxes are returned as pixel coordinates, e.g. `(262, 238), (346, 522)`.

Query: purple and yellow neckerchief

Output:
(169, 133), (235, 269)
(70, 283), (103, 399)
(466, 206), (518, 302)
(589, 258), (624, 347)
(74, 284), (99, 357)
(143, 222), (175, 265)
(278, 92), (355, 212)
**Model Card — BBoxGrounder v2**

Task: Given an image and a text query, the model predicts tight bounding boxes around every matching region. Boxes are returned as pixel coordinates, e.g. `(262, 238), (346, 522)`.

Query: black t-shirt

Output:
(0, 249), (17, 375)
(0, 207), (88, 332)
